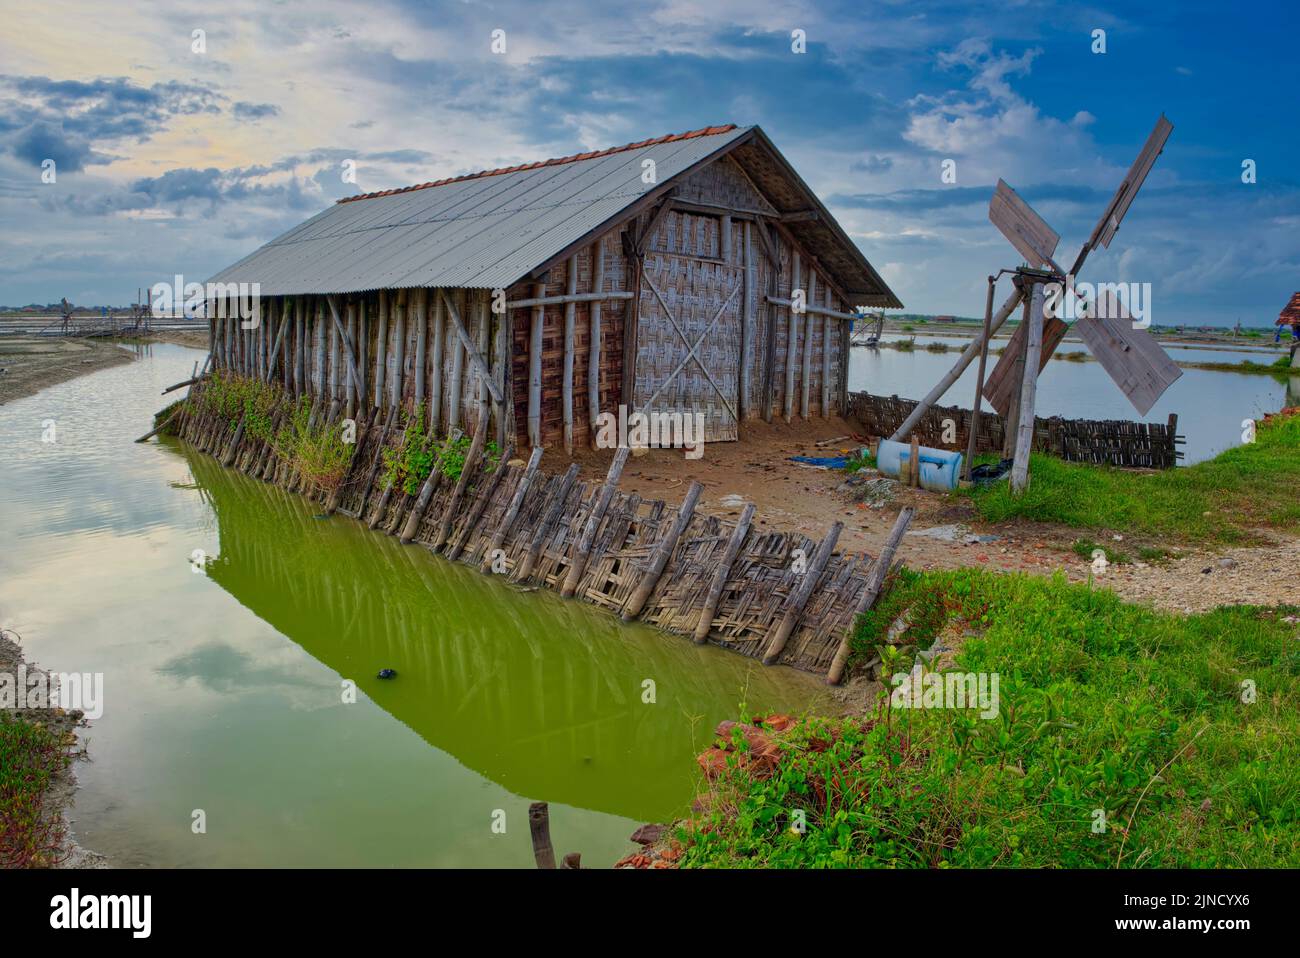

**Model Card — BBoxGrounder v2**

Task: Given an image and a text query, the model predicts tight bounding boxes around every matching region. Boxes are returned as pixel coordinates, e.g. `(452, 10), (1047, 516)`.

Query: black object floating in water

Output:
(376, 669), (397, 680)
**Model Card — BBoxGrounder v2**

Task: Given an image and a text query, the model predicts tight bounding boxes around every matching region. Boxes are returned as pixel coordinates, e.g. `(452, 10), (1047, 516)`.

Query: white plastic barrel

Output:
(876, 439), (964, 492)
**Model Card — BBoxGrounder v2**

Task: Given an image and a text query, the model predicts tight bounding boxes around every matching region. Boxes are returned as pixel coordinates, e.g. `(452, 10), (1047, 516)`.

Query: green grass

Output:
(965, 412), (1300, 544)
(0, 713), (72, 868)
(678, 568), (1300, 868)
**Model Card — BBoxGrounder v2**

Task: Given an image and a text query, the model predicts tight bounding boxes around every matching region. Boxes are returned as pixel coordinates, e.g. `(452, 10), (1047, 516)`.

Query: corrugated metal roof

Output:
(208, 126), (750, 296)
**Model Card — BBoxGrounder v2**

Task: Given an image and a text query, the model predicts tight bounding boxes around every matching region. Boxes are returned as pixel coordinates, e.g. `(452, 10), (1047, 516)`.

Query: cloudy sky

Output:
(1, 0), (1294, 325)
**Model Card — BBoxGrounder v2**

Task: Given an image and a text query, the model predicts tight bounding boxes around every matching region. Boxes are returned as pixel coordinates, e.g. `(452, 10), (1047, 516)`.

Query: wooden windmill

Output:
(891, 115), (1181, 493)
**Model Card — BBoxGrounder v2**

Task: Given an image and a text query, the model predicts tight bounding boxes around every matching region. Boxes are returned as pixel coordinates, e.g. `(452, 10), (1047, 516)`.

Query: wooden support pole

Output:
(447, 295), (463, 433)
(784, 251), (801, 423)
(354, 406), (398, 518)
(345, 300), (357, 419)
(1011, 283), (1046, 494)
(294, 297), (305, 398)
(413, 289), (427, 412)
(621, 480), (702, 621)
(374, 290), (388, 410)
(562, 255), (577, 455)
(1002, 293), (1031, 459)
(481, 446), (543, 573)
(588, 240), (603, 443)
(740, 221), (754, 422)
(397, 426), (463, 544)
(560, 446), (630, 597)
(528, 283), (544, 447)
(315, 298), (327, 400)
(429, 290), (443, 434)
(506, 290), (635, 310)
(368, 412), (414, 530)
(222, 416), (246, 467)
(356, 297), (368, 416)
(692, 501), (754, 644)
(325, 294), (362, 408)
(516, 462), (581, 582)
(476, 289), (491, 431)
(889, 287), (1025, 442)
(135, 407), (182, 443)
(391, 291), (406, 411)
(446, 442), (515, 562)
(528, 802), (556, 870)
(431, 415), (489, 550)
(438, 288), (505, 406)
(762, 521), (843, 665)
(802, 271), (816, 419)
(821, 286), (832, 416)
(825, 506), (914, 685)
(963, 277), (997, 481)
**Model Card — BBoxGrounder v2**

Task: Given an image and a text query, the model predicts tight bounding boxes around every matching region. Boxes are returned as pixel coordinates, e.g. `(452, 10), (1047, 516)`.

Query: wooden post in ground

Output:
(762, 521), (843, 665)
(374, 290), (388, 411)
(1002, 294), (1030, 459)
(368, 409), (413, 529)
(481, 447), (543, 573)
(528, 802), (556, 870)
(446, 443), (515, 562)
(515, 462), (581, 582)
(622, 481), (703, 621)
(397, 427), (462, 543)
(825, 506), (914, 685)
(1010, 283), (1046, 494)
(821, 286), (832, 416)
(801, 272), (816, 419)
(692, 502), (754, 643)
(560, 446), (630, 597)
(588, 240), (604, 445)
(430, 416), (489, 550)
(354, 406), (397, 518)
(528, 283), (544, 448)
(413, 288), (427, 412)
(222, 416), (246, 467)
(562, 255), (577, 455)
(963, 277), (997, 481)
(391, 291), (406, 411)
(784, 252), (800, 423)
(428, 290), (443, 434)
(740, 221), (754, 423)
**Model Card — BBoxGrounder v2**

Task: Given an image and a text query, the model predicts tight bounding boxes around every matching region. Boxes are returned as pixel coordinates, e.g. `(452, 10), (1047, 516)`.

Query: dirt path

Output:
(567, 417), (1294, 616)
(0, 336), (134, 406)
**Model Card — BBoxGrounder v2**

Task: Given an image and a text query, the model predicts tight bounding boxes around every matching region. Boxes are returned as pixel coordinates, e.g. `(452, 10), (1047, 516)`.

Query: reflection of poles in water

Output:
(529, 802), (581, 869)
(1287, 373), (1300, 408)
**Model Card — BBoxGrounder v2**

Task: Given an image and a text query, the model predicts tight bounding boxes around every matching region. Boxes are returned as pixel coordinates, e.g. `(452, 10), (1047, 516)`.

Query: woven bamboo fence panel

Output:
(173, 379), (888, 676)
(847, 391), (1183, 469)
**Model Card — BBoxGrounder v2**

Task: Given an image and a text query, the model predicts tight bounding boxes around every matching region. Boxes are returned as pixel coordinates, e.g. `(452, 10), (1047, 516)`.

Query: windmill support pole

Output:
(1010, 284), (1046, 494)
(963, 277), (997, 482)
(889, 286), (1024, 442)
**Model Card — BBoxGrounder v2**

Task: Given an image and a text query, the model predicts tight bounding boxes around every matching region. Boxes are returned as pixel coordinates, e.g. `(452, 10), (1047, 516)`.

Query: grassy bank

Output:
(678, 568), (1299, 868)
(965, 410), (1300, 544)
(0, 714), (73, 867)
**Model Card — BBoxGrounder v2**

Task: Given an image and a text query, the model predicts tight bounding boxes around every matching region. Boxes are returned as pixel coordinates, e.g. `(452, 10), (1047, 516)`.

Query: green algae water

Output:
(0, 343), (823, 867)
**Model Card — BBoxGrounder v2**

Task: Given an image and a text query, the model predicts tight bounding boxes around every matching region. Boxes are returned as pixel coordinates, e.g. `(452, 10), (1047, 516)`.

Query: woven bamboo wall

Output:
(172, 378), (894, 678)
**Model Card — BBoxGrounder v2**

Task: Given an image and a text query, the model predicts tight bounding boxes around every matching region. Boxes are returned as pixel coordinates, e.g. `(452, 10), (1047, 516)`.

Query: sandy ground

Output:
(0, 630), (106, 868)
(0, 335), (135, 406)
(567, 416), (1296, 616)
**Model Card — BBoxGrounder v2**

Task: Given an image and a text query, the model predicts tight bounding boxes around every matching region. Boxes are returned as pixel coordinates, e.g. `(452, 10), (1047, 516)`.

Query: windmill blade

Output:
(981, 312), (1070, 416)
(989, 179), (1061, 271)
(1090, 115), (1174, 252)
(1074, 290), (1182, 416)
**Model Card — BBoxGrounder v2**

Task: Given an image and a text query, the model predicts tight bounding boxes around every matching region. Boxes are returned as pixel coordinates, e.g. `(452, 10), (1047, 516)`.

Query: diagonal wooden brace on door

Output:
(640, 271), (741, 421)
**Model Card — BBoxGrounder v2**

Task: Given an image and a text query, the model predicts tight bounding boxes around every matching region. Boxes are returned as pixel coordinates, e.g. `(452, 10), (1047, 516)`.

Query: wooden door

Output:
(632, 214), (743, 442)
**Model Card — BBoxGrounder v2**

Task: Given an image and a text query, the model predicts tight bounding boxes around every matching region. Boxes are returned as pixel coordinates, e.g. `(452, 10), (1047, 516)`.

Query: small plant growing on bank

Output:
(275, 397), (353, 492)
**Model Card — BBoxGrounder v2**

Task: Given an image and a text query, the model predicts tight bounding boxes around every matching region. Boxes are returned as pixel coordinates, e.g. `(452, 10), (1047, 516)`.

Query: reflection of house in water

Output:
(184, 449), (811, 822)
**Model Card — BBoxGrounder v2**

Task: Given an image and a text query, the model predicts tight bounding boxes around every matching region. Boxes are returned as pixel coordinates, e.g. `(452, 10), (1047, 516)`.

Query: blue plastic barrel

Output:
(876, 439), (964, 492)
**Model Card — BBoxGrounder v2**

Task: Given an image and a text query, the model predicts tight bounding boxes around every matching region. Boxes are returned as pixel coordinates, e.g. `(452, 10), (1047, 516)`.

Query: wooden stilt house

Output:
(206, 124), (901, 452)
